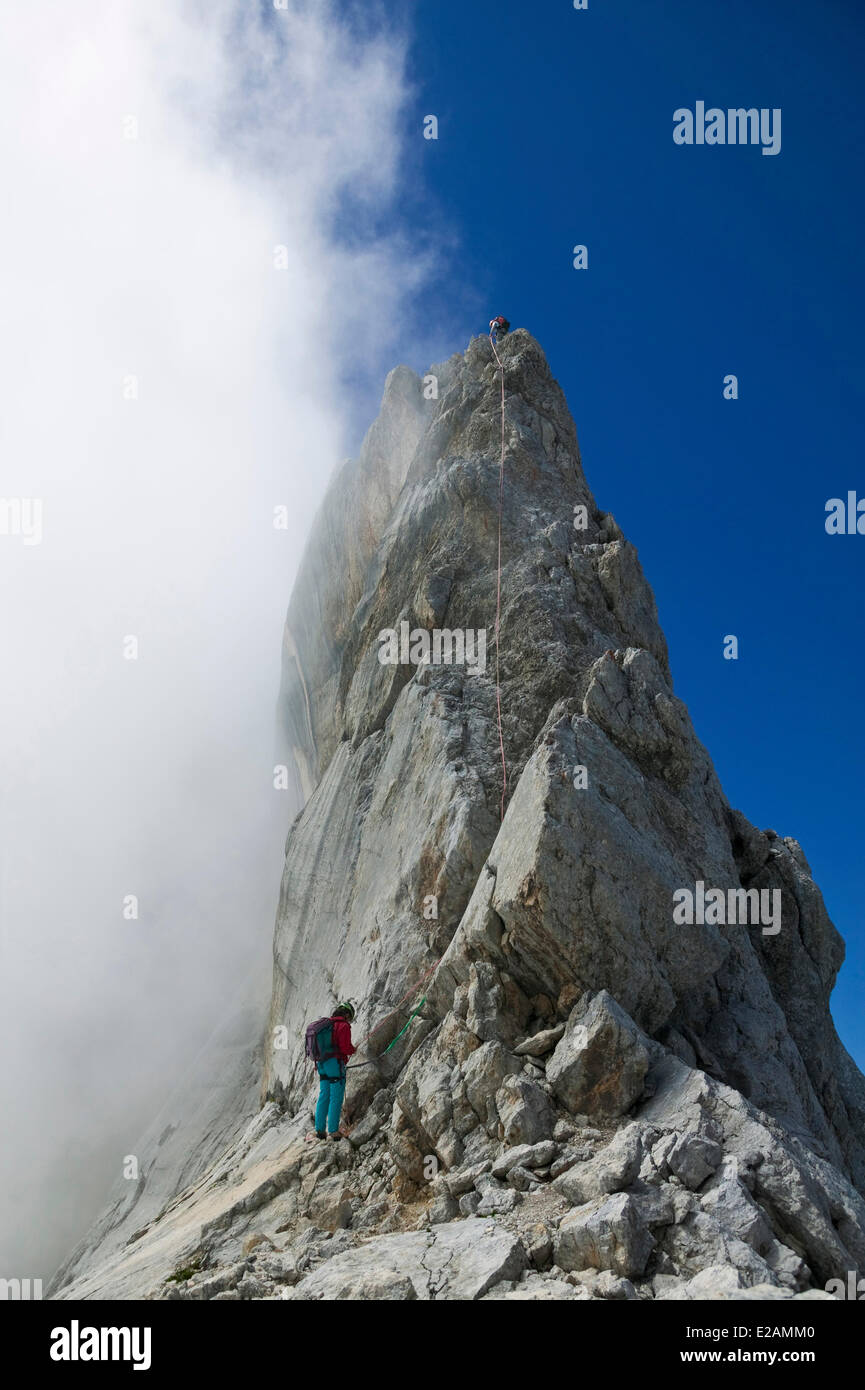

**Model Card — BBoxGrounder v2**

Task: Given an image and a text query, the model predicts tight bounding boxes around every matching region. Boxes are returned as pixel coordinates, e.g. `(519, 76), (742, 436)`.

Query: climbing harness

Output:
(489, 323), (508, 822)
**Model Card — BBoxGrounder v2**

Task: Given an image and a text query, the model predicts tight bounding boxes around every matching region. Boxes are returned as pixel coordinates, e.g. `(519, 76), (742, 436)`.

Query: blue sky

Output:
(382, 0), (865, 1064)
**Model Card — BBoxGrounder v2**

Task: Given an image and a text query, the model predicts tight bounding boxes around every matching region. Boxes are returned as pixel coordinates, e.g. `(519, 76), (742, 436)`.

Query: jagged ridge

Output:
(53, 330), (865, 1302)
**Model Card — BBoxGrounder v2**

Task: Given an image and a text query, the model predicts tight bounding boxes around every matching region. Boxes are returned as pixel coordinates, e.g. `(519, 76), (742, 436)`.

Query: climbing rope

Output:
(382, 995), (427, 1054)
(344, 995), (426, 1070)
(359, 959), (440, 1048)
(343, 959), (441, 1069)
(344, 324), (509, 1079)
(343, 995), (427, 1070)
(489, 326), (508, 822)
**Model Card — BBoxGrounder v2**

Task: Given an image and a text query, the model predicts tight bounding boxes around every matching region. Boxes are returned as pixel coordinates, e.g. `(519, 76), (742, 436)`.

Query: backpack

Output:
(305, 1017), (338, 1064)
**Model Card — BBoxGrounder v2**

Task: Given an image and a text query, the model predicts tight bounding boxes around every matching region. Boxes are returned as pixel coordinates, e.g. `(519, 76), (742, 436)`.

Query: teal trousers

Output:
(315, 1066), (346, 1134)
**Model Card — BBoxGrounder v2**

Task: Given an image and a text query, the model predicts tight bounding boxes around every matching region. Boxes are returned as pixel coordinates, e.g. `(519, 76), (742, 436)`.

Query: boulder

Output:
(429, 1192), (459, 1224)
(443, 1160), (492, 1196)
(700, 1174), (773, 1252)
(661, 1210), (777, 1287)
(571, 1269), (638, 1300)
(514, 1025), (565, 1057)
(462, 1042), (522, 1134)
(547, 991), (649, 1119)
(554, 1121), (646, 1204)
(476, 1186), (522, 1216)
(554, 1192), (655, 1278)
(495, 1075), (554, 1146)
(491, 1141), (558, 1177)
(667, 1133), (723, 1190)
(508, 1166), (543, 1193)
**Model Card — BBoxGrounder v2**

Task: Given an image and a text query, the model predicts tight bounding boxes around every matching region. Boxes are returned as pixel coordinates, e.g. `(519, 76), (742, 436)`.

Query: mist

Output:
(0, 0), (438, 1281)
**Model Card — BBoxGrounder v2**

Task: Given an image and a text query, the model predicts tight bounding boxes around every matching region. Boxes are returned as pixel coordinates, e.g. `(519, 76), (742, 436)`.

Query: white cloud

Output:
(0, 0), (434, 1278)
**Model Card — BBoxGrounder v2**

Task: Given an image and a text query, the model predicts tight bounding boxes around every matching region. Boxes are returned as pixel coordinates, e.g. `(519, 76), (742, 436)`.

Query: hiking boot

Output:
(315, 1130), (326, 1140)
(328, 1132), (343, 1141)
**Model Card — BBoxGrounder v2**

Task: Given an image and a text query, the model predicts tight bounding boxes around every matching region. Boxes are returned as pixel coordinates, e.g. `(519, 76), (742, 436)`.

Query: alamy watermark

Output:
(0, 1277), (42, 1299)
(673, 103), (781, 157)
(0, 497), (42, 545)
(825, 1271), (865, 1300)
(825, 492), (865, 534)
(50, 1321), (152, 1370)
(377, 622), (487, 677)
(673, 881), (781, 936)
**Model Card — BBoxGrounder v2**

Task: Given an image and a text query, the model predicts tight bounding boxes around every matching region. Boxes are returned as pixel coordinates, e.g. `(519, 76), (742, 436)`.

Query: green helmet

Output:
(334, 1001), (356, 1021)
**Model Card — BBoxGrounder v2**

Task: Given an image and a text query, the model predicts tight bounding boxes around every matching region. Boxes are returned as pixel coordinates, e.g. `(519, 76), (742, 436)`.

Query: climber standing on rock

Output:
(305, 1003), (357, 1141)
(489, 314), (510, 343)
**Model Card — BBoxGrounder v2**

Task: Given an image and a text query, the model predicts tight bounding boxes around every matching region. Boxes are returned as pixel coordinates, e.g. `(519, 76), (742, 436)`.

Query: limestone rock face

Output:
(281, 1219), (525, 1301)
(53, 330), (865, 1302)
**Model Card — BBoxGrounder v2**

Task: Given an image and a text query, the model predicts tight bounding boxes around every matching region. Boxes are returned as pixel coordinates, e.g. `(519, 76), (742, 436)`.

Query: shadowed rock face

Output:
(53, 331), (865, 1302)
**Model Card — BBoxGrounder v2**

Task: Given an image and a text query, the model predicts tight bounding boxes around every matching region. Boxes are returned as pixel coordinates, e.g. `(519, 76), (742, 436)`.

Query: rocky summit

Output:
(51, 330), (865, 1302)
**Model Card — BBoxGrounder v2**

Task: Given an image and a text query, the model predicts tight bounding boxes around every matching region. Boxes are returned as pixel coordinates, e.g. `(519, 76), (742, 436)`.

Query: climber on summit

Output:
(489, 315), (510, 342)
(306, 1003), (357, 1140)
